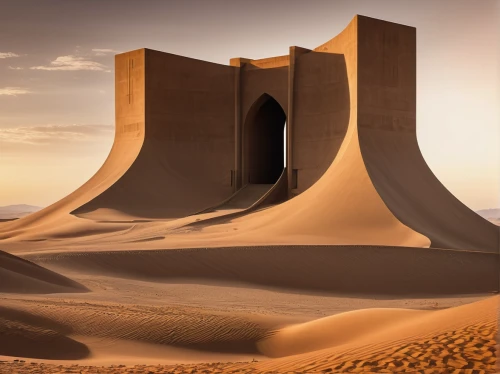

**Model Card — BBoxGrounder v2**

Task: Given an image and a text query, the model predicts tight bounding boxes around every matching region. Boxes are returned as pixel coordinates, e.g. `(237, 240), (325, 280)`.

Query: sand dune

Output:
(257, 308), (429, 357)
(253, 296), (499, 373)
(0, 296), (497, 373)
(0, 306), (90, 360)
(1, 299), (271, 354)
(26, 246), (499, 295)
(0, 250), (87, 294)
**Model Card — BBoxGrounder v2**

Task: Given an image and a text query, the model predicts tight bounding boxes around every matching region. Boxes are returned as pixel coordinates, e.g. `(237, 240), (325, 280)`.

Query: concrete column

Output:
(230, 58), (251, 191)
(287, 47), (310, 197)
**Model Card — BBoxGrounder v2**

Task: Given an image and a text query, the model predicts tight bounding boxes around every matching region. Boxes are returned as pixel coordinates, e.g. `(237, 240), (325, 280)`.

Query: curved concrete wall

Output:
(74, 49), (237, 218)
(355, 16), (499, 252)
(292, 52), (350, 194)
(0, 50), (146, 236)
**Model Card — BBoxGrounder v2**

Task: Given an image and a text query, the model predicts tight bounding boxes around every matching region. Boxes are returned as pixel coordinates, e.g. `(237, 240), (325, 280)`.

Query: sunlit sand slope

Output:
(253, 296), (499, 373)
(1, 297), (497, 373)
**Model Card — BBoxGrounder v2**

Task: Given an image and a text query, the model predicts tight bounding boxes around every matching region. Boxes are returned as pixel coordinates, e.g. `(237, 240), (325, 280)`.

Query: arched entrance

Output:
(243, 94), (287, 185)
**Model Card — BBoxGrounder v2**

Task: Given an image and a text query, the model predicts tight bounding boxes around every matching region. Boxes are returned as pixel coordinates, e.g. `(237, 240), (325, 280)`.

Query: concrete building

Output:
(3, 15), (498, 253)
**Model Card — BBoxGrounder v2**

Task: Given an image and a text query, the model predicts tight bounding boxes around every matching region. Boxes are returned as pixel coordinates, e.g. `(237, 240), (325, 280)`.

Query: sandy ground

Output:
(0, 252), (498, 373)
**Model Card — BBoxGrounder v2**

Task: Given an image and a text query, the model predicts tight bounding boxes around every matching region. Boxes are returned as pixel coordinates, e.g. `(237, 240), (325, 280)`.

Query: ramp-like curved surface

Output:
(0, 50), (146, 239)
(354, 16), (499, 252)
(73, 50), (237, 220)
(195, 184), (274, 214)
(72, 138), (234, 220)
(0, 49), (237, 240)
(203, 125), (430, 247)
(359, 129), (500, 251)
(0, 132), (144, 240)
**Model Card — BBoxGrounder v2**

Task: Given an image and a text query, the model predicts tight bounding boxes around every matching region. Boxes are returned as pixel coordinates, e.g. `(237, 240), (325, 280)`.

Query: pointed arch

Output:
(242, 93), (287, 185)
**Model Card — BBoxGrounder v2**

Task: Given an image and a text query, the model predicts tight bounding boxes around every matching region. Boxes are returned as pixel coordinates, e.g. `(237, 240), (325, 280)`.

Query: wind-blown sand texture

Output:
(0, 244), (498, 372)
(0, 291), (498, 373)
(1, 247), (499, 373)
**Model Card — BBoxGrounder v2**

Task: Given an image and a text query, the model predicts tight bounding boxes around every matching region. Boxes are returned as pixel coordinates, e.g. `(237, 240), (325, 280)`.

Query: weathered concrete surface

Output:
(292, 51), (350, 194)
(355, 16), (499, 252)
(74, 50), (237, 218)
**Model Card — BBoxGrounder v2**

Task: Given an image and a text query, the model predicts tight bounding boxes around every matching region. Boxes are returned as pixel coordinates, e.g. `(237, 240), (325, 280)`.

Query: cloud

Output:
(92, 48), (121, 56)
(0, 52), (20, 59)
(8, 66), (23, 70)
(0, 124), (113, 146)
(0, 87), (31, 96)
(30, 55), (109, 72)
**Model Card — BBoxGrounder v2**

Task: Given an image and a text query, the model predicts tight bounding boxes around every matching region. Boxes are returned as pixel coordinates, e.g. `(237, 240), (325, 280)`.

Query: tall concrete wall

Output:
(145, 50), (236, 193)
(240, 64), (289, 118)
(355, 16), (499, 252)
(75, 49), (237, 218)
(292, 52), (350, 194)
(115, 49), (146, 142)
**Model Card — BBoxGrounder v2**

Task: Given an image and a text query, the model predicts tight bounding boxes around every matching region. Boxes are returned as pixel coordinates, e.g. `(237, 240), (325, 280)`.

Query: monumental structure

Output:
(1, 15), (498, 253)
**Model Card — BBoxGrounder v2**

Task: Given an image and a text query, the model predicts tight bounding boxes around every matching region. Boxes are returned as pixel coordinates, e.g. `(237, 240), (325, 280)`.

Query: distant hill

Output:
(476, 209), (500, 226)
(476, 209), (500, 219)
(0, 204), (43, 219)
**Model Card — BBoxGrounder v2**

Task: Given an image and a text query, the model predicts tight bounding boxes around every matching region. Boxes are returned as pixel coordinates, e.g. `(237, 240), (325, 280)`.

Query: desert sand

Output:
(0, 247), (498, 373)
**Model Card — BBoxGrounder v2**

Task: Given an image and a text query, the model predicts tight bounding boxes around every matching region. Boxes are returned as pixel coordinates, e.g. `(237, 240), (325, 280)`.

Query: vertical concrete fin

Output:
(288, 46), (311, 196)
(355, 16), (499, 252)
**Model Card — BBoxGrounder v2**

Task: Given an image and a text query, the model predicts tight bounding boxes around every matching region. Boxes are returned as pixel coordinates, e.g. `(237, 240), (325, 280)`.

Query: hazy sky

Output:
(0, 0), (498, 211)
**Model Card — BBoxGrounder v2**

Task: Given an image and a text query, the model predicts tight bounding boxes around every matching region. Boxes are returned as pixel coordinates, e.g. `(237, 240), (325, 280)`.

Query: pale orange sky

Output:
(0, 0), (498, 211)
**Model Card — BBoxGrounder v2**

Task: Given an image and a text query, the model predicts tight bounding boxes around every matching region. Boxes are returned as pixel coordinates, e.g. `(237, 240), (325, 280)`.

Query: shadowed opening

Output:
(244, 94), (286, 184)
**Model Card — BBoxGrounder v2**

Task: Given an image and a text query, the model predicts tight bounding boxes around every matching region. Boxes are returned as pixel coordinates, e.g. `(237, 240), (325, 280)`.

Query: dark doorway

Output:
(244, 94), (286, 184)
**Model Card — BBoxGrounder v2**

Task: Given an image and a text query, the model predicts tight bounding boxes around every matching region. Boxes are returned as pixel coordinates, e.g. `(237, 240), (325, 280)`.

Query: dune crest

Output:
(0, 250), (87, 294)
